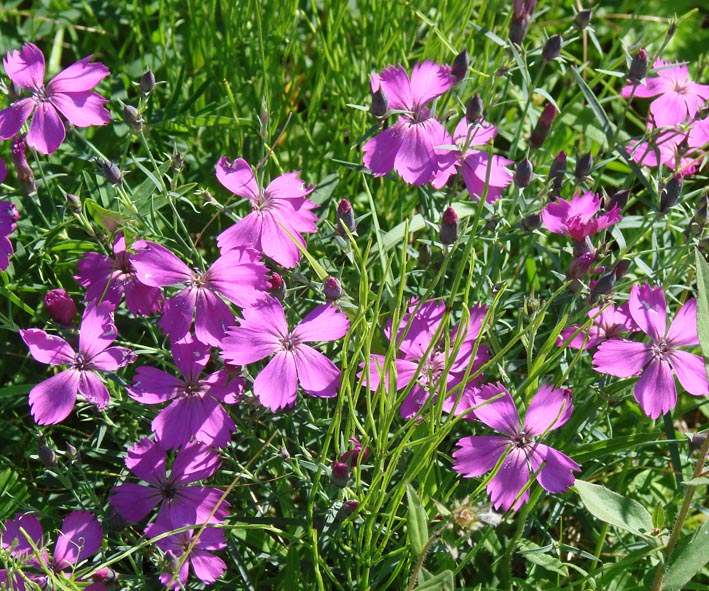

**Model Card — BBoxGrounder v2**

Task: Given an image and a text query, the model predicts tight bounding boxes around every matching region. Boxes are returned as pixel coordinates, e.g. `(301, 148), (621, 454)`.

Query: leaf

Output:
(694, 250), (709, 378)
(575, 480), (653, 536)
(417, 569), (455, 591)
(683, 476), (709, 487)
(0, 468), (30, 519)
(570, 66), (613, 142)
(84, 199), (132, 232)
(517, 539), (569, 576)
(405, 483), (428, 557)
(662, 520), (709, 590)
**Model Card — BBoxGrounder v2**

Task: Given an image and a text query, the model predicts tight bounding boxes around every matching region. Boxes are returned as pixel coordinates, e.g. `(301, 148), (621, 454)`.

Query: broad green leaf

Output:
(683, 476), (709, 487)
(575, 480), (653, 536)
(517, 539), (569, 576)
(417, 569), (455, 591)
(662, 520), (709, 590)
(85, 199), (132, 232)
(694, 250), (709, 378)
(405, 483), (428, 556)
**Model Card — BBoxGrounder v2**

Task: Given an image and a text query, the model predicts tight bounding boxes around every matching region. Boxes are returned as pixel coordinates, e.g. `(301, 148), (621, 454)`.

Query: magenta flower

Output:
(453, 383), (580, 512)
(627, 121), (709, 175)
(1, 511), (106, 591)
(215, 157), (318, 268)
(148, 516), (227, 590)
(364, 299), (490, 419)
(558, 302), (637, 350)
(20, 302), (136, 424)
(0, 43), (110, 154)
(542, 191), (622, 242)
(621, 58), (709, 127)
(220, 298), (349, 411)
(129, 333), (243, 449)
(76, 233), (164, 315)
(592, 284), (709, 419)
(432, 118), (513, 202)
(109, 438), (229, 527)
(0, 157), (19, 272)
(362, 61), (455, 186)
(131, 240), (268, 346)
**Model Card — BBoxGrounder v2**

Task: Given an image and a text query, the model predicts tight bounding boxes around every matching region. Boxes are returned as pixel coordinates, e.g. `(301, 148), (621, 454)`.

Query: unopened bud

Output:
(45, 289), (77, 327)
(371, 86), (388, 119)
(693, 194), (709, 227)
(91, 568), (117, 583)
(521, 213), (541, 231)
(65, 193), (82, 211)
(323, 277), (343, 301)
(589, 271), (616, 302)
(525, 296), (541, 315)
(171, 152), (185, 175)
(666, 20), (677, 42)
(418, 242), (432, 266)
(440, 206), (459, 245)
(542, 35), (563, 62)
(567, 252), (595, 280)
(341, 500), (360, 516)
(336, 198), (356, 235)
(451, 50), (469, 84)
(38, 437), (57, 467)
(509, 16), (530, 45)
(689, 432), (708, 453)
(466, 94), (484, 124)
(613, 259), (631, 280)
(548, 150), (566, 195)
(530, 103), (556, 149)
(101, 161), (123, 186)
(66, 442), (82, 466)
(164, 551), (180, 574)
(628, 49), (648, 84)
(122, 104), (143, 132)
(330, 462), (350, 488)
(575, 9), (592, 29)
(606, 189), (630, 212)
(574, 153), (593, 182)
(515, 158), (533, 188)
(11, 134), (36, 195)
(660, 174), (683, 214)
(140, 68), (156, 96)
(268, 273), (286, 301)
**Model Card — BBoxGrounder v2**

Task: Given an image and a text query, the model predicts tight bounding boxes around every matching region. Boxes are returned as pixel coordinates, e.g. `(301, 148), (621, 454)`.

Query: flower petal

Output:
(78, 302), (118, 361)
(473, 383), (520, 436)
(27, 102), (65, 155)
(158, 288), (197, 343)
(53, 511), (102, 569)
(3, 44), (45, 91)
(254, 351), (298, 411)
(194, 289), (234, 347)
(50, 91), (110, 127)
(123, 438), (166, 484)
(215, 157), (259, 200)
(21, 329), (75, 366)
(28, 370), (80, 425)
(669, 350), (709, 396)
(487, 447), (530, 512)
(0, 100), (35, 141)
(207, 248), (268, 307)
(524, 385), (573, 437)
(216, 212), (263, 254)
(78, 371), (110, 409)
(292, 304), (349, 342)
(362, 125), (402, 177)
(532, 444), (579, 494)
(452, 435), (510, 478)
(109, 483), (162, 522)
(129, 367), (184, 404)
(628, 283), (666, 342)
(592, 340), (651, 377)
(90, 346), (135, 370)
(1, 513), (44, 558)
(666, 298), (699, 347)
(191, 551), (227, 584)
(171, 442), (221, 484)
(131, 241), (192, 287)
(47, 56), (109, 92)
(634, 358), (676, 419)
(294, 345), (341, 398)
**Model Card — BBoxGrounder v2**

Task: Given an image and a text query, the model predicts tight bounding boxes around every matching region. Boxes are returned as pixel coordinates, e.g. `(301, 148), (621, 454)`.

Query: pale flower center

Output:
(651, 338), (671, 361)
(280, 332), (301, 351)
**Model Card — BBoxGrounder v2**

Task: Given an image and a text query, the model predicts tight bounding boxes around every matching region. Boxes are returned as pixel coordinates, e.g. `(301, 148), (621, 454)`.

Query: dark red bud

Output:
(330, 462), (350, 488)
(336, 198), (356, 235)
(451, 49), (469, 84)
(466, 94), (484, 124)
(440, 206), (459, 245)
(530, 103), (557, 149)
(575, 9), (592, 29)
(44, 289), (77, 327)
(628, 49), (648, 84)
(542, 35), (563, 62)
(515, 158), (533, 188)
(574, 152), (593, 182)
(660, 174), (683, 213)
(268, 273), (286, 301)
(371, 86), (388, 119)
(323, 277), (343, 301)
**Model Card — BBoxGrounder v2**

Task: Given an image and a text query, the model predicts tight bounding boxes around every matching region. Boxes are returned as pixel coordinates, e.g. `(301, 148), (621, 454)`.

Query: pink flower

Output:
(109, 438), (229, 527)
(558, 302), (637, 350)
(0, 43), (110, 154)
(220, 298), (349, 411)
(215, 157), (318, 268)
(0, 157), (18, 271)
(131, 240), (269, 346)
(592, 284), (709, 419)
(362, 61), (455, 186)
(432, 118), (513, 202)
(542, 191), (621, 242)
(20, 302), (136, 424)
(621, 59), (709, 128)
(76, 233), (164, 315)
(129, 334), (243, 449)
(627, 120), (709, 175)
(340, 436), (370, 468)
(453, 383), (580, 512)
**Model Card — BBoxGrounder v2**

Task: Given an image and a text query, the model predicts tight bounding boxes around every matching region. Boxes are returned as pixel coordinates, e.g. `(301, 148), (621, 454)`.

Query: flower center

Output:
(512, 430), (531, 448)
(73, 354), (88, 371)
(182, 380), (203, 397)
(280, 333), (300, 351)
(253, 190), (272, 212)
(161, 482), (177, 500)
(672, 80), (687, 95)
(33, 86), (49, 102)
(191, 269), (208, 288)
(651, 338), (671, 360)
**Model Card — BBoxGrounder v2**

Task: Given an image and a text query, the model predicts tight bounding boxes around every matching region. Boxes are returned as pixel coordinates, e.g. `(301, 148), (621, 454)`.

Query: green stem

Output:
(501, 501), (530, 590)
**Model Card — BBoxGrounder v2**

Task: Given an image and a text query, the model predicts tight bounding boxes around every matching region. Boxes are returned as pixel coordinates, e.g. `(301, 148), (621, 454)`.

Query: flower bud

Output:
(548, 150), (566, 195)
(38, 436), (57, 467)
(122, 104), (143, 132)
(341, 500), (360, 516)
(11, 134), (36, 195)
(336, 198), (356, 235)
(542, 35), (563, 62)
(466, 94), (484, 124)
(525, 296), (541, 315)
(440, 206), (459, 245)
(451, 49), (469, 85)
(101, 161), (123, 186)
(514, 158), (533, 188)
(574, 153), (593, 182)
(509, 16), (530, 45)
(171, 152), (185, 175)
(613, 258), (631, 280)
(330, 462), (350, 488)
(140, 68), (156, 96)
(692, 194), (709, 227)
(521, 212), (541, 232)
(65, 193), (82, 212)
(91, 568), (117, 583)
(530, 103), (556, 149)
(45, 289), (77, 327)
(575, 9), (592, 30)
(66, 442), (82, 466)
(589, 271), (616, 303)
(268, 273), (286, 301)
(660, 174), (683, 214)
(370, 85), (388, 119)
(567, 251), (595, 280)
(606, 189), (630, 212)
(323, 276), (344, 301)
(628, 49), (648, 84)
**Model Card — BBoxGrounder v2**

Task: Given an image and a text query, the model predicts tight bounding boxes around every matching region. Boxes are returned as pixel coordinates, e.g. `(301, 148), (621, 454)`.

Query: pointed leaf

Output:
(662, 520), (709, 590)
(694, 250), (709, 379)
(417, 569), (455, 591)
(405, 483), (428, 557)
(575, 480), (653, 536)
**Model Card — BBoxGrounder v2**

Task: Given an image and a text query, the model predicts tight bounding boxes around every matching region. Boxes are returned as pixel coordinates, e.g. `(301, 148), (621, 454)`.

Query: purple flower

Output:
(129, 334), (243, 449)
(621, 58), (709, 127)
(20, 302), (136, 424)
(44, 288), (78, 327)
(0, 157), (19, 271)
(76, 233), (164, 316)
(362, 61), (455, 186)
(558, 302), (637, 350)
(1, 511), (106, 591)
(453, 383), (580, 512)
(220, 298), (349, 411)
(627, 121), (708, 175)
(542, 191), (622, 241)
(148, 516), (227, 590)
(131, 240), (269, 346)
(109, 438), (229, 527)
(0, 43), (110, 155)
(363, 299), (490, 419)
(215, 157), (318, 268)
(592, 284), (709, 419)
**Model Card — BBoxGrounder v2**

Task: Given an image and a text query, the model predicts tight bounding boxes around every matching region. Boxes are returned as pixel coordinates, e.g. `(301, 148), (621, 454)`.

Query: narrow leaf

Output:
(694, 249), (709, 378)
(662, 520), (709, 590)
(575, 480), (653, 536)
(405, 483), (428, 556)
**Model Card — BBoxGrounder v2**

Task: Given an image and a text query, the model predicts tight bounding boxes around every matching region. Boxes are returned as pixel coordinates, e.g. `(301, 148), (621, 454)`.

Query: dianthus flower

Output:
(621, 58), (709, 127)
(129, 334), (243, 449)
(20, 302), (136, 424)
(0, 43), (110, 154)
(542, 191), (621, 242)
(432, 118), (513, 202)
(592, 284), (709, 419)
(0, 157), (19, 271)
(362, 61), (455, 186)
(220, 297), (349, 411)
(215, 157), (318, 268)
(131, 240), (268, 346)
(363, 299), (490, 419)
(109, 438), (229, 527)
(453, 383), (580, 512)
(76, 233), (164, 315)
(558, 302), (636, 350)
(1, 511), (107, 591)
